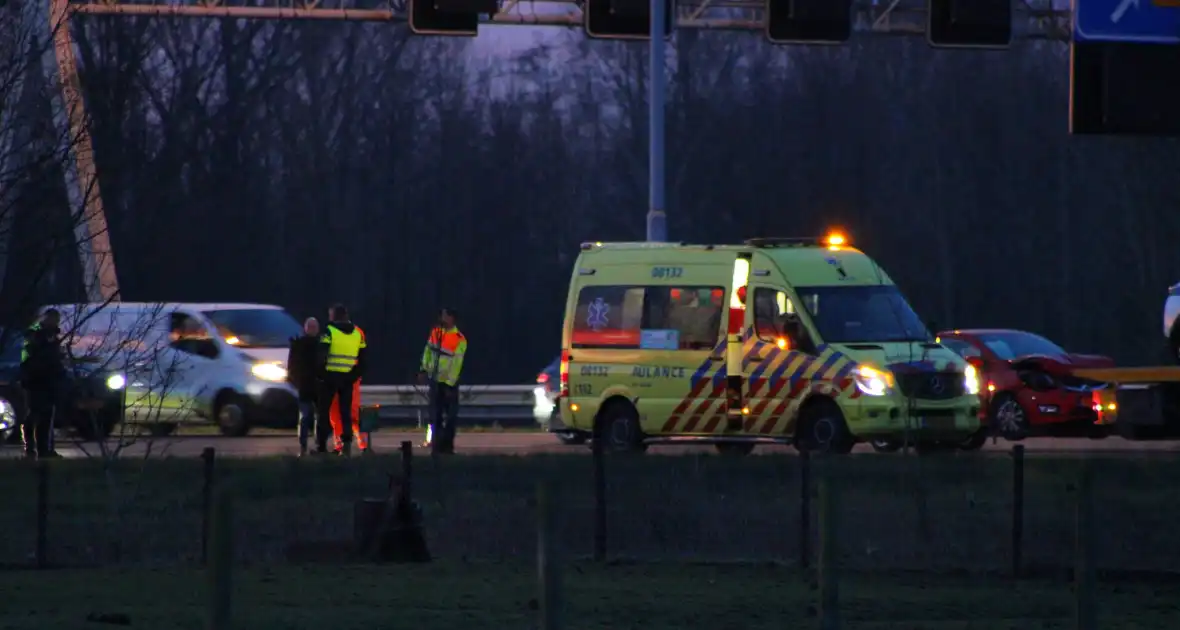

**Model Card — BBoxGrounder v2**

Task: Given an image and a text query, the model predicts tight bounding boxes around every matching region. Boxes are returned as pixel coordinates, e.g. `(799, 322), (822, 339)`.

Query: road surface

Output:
(4, 432), (1180, 458)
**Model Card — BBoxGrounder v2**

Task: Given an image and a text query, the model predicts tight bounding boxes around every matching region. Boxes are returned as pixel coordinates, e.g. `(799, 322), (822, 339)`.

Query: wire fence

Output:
(1, 444), (1179, 576)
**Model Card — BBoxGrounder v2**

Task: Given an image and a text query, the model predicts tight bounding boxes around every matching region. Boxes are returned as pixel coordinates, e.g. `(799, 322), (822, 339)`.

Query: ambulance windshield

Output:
(793, 285), (930, 344)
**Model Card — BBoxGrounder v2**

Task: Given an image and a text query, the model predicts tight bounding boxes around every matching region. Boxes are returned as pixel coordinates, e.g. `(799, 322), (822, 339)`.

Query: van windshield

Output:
(203, 309), (302, 348)
(793, 285), (931, 344)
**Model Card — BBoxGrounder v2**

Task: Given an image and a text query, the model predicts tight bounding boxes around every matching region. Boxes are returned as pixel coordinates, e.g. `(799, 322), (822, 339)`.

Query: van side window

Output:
(645, 287), (725, 350)
(170, 313), (219, 360)
(572, 286), (645, 348)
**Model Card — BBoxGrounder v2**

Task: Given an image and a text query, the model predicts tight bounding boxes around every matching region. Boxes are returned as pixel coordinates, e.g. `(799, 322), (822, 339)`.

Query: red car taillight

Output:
(536, 373), (549, 384)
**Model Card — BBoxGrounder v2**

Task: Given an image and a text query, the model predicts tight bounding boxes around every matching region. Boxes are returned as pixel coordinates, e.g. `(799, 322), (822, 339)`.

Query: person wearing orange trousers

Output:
(330, 325), (370, 454)
(330, 379), (369, 453)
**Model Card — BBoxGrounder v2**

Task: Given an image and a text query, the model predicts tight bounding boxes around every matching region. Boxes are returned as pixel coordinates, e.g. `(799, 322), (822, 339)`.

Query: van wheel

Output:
(595, 402), (646, 454)
(215, 394), (251, 437)
(794, 399), (854, 454)
(74, 412), (117, 442)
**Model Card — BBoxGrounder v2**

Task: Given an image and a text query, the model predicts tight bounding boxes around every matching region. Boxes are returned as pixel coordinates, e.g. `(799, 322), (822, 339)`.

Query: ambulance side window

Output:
(571, 286), (645, 349)
(645, 287), (725, 350)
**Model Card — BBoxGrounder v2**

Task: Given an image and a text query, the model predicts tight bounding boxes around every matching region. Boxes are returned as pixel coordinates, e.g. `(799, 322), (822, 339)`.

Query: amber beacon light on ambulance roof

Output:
(580, 231), (849, 251)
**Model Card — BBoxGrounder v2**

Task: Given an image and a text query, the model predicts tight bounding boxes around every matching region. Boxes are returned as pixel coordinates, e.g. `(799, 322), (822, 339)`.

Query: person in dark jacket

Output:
(317, 304), (367, 457)
(20, 309), (66, 459)
(287, 317), (324, 456)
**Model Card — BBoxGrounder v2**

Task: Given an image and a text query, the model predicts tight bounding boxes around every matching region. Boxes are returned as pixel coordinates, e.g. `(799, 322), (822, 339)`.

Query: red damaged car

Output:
(936, 329), (1115, 440)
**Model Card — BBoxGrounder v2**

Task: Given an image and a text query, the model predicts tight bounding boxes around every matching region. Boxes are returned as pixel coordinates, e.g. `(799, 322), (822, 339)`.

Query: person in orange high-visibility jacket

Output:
(331, 324), (369, 454)
(416, 307), (466, 454)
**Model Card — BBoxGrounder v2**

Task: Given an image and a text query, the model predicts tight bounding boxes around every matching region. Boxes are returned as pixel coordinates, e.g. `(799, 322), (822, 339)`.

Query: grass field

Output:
(2, 453), (1180, 575)
(4, 562), (1179, 630)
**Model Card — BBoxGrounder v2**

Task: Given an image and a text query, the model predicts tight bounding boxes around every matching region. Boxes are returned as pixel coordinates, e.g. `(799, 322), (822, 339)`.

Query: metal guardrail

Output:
(360, 384), (539, 426)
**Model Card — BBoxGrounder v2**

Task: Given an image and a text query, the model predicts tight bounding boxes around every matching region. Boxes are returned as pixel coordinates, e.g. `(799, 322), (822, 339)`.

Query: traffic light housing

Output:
(1070, 41), (1180, 136)
(926, 0), (1010, 48)
(759, 0), (854, 43)
(765, 0), (852, 44)
(584, 0), (674, 40)
(409, 0), (498, 36)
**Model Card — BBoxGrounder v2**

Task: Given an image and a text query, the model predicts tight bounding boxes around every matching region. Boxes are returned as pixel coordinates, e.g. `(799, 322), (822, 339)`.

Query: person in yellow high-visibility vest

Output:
(417, 307), (466, 454)
(317, 304), (366, 457)
(330, 324), (369, 454)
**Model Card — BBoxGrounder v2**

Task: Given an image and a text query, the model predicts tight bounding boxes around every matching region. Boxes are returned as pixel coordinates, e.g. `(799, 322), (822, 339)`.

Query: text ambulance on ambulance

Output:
(551, 234), (983, 454)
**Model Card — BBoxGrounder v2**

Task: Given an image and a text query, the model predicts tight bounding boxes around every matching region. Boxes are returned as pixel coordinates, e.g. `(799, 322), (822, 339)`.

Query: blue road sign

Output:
(1074, 0), (1180, 43)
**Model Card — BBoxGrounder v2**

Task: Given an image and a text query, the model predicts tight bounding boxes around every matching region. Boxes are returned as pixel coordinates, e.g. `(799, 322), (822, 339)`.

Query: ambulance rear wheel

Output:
(869, 438), (902, 453)
(715, 443), (755, 456)
(595, 402), (646, 454)
(794, 399), (854, 454)
(556, 431), (587, 446)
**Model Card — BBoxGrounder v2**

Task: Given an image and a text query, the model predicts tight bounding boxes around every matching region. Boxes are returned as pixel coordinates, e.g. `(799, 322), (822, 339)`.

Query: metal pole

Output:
(645, 0), (667, 242)
(19, 0), (120, 301)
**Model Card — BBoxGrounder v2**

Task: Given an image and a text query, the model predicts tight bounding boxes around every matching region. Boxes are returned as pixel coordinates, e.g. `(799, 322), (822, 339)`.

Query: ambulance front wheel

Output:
(594, 401), (647, 454)
(794, 399), (854, 455)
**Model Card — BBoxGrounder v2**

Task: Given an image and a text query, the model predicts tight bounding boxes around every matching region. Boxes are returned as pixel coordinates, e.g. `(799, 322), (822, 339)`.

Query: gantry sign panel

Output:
(1070, 0), (1180, 136)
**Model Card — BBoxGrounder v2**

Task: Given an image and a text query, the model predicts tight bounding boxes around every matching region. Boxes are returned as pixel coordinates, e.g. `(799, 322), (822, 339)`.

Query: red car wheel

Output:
(990, 393), (1029, 441)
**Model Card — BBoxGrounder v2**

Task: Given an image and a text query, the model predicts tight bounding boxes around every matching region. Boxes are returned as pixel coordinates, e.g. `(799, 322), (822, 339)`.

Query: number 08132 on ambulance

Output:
(548, 234), (983, 455)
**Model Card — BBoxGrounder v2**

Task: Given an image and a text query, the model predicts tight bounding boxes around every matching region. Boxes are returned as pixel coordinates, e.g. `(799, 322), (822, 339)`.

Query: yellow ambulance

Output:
(551, 234), (982, 454)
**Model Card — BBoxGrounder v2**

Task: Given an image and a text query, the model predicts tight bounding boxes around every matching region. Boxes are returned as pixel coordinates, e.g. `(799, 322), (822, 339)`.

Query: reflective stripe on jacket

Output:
(321, 324), (365, 373)
(420, 326), (466, 386)
(20, 322), (41, 364)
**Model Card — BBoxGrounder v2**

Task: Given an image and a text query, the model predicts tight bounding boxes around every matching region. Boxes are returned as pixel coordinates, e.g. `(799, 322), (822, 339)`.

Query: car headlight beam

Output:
(106, 373), (126, 390)
(963, 364), (981, 396)
(853, 365), (892, 397)
(252, 362), (288, 382)
(0, 398), (13, 430)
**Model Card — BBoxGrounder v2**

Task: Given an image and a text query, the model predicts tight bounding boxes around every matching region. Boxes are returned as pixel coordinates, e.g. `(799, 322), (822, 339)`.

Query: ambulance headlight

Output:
(963, 364), (981, 396)
(106, 373), (126, 390)
(853, 365), (893, 397)
(252, 362), (288, 382)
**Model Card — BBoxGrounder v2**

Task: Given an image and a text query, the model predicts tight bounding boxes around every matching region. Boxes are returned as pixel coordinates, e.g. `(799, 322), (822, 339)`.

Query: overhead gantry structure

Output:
(65, 0), (1071, 40)
(12, 0), (1070, 302)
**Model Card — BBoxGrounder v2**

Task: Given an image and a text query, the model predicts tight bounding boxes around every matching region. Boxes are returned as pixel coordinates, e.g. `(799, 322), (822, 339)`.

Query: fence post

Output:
(206, 490), (233, 630)
(1010, 444), (1024, 579)
(400, 440), (414, 509)
(592, 433), (606, 563)
(1074, 460), (1096, 630)
(799, 449), (811, 569)
(537, 481), (563, 630)
(201, 447), (216, 567)
(818, 464), (839, 630)
(35, 461), (48, 569)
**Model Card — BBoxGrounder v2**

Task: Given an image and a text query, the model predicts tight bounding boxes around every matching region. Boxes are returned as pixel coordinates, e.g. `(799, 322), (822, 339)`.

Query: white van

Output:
(43, 302), (302, 436)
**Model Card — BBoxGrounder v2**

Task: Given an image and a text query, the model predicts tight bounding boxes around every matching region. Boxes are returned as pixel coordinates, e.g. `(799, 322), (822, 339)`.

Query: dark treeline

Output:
(5, 17), (1180, 383)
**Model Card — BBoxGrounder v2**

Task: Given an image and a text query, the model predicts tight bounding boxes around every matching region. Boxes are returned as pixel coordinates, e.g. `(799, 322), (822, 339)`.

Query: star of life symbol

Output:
(586, 298), (610, 330)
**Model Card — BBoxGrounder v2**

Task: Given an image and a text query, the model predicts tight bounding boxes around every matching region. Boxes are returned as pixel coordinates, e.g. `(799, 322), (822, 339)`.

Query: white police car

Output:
(1167, 282), (1180, 362)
